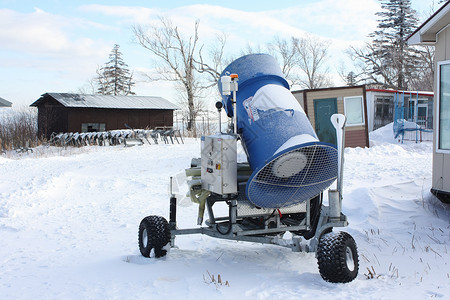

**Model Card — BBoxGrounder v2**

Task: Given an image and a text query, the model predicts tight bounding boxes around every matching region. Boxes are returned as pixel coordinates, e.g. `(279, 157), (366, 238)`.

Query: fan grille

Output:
(246, 143), (337, 208)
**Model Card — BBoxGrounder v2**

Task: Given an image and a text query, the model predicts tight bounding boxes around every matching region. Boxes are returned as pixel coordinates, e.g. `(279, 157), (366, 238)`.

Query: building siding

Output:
(293, 86), (368, 148)
(305, 87), (364, 130)
(344, 129), (367, 148)
(433, 26), (450, 192)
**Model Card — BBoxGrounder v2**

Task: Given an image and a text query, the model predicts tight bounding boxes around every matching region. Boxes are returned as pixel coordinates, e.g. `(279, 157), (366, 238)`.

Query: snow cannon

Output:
(219, 54), (338, 208)
(139, 55), (359, 283)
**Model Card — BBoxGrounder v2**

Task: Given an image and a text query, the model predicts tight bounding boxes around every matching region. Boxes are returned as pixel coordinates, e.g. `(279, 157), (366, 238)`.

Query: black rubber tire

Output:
(138, 215), (171, 258)
(317, 231), (359, 283)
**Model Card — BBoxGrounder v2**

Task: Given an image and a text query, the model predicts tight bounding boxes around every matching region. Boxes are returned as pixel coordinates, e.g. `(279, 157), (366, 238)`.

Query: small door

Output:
(314, 98), (338, 145)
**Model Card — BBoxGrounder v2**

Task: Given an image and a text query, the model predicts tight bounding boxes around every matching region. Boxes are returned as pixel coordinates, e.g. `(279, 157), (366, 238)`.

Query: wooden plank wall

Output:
(302, 86), (369, 148)
(67, 108), (173, 132)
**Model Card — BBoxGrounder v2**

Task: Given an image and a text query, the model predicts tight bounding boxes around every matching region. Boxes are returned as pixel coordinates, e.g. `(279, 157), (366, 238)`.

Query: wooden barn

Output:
(31, 93), (178, 138)
(292, 85), (369, 148)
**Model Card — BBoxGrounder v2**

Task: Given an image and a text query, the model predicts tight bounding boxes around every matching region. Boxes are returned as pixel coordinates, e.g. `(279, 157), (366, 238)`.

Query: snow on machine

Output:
(138, 54), (359, 283)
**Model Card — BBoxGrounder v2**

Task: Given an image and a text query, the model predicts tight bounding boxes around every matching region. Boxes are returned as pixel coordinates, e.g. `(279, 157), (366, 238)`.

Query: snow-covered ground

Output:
(0, 126), (449, 299)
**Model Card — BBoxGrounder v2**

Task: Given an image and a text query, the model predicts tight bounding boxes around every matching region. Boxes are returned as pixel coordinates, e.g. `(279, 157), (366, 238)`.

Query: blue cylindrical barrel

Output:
(219, 54), (337, 208)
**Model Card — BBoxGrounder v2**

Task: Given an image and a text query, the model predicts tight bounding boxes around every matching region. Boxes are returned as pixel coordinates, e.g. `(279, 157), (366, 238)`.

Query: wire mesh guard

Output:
(246, 143), (338, 208)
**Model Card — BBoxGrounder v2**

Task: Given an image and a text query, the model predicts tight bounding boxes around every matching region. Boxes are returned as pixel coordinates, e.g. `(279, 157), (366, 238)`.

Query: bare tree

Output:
(239, 43), (264, 56)
(348, 42), (397, 87)
(0, 107), (38, 149)
(349, 40), (432, 91)
(294, 34), (333, 89)
(267, 36), (302, 87)
(133, 17), (201, 133)
(249, 35), (333, 89)
(336, 60), (366, 86)
(77, 77), (97, 95)
(195, 32), (228, 89)
(408, 45), (435, 91)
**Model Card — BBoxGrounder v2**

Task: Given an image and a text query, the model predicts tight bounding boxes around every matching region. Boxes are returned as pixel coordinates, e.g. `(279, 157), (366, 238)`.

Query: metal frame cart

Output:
(138, 73), (358, 283)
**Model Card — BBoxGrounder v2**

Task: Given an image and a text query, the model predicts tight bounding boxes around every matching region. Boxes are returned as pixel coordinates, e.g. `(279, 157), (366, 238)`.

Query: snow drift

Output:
(0, 125), (449, 299)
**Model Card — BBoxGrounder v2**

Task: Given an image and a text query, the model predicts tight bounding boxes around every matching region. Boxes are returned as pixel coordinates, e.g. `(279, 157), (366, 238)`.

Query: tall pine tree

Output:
(351, 0), (425, 90)
(371, 0), (419, 89)
(97, 44), (135, 95)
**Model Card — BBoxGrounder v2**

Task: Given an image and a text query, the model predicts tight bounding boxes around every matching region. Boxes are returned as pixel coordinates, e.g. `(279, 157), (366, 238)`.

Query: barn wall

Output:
(66, 108), (174, 132)
(36, 98), (68, 139)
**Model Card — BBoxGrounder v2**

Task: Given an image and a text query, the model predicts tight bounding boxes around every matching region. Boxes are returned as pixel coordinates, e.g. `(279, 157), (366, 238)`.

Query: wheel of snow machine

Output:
(316, 231), (359, 283)
(138, 215), (171, 258)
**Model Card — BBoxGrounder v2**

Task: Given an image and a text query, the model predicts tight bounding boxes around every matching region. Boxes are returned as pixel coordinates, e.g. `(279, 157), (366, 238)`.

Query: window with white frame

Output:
(344, 96), (364, 126)
(438, 61), (450, 151)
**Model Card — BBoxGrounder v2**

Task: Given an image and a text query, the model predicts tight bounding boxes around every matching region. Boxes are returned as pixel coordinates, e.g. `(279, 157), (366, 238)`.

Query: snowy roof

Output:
(407, 1), (450, 45)
(31, 93), (179, 110)
(0, 97), (12, 107)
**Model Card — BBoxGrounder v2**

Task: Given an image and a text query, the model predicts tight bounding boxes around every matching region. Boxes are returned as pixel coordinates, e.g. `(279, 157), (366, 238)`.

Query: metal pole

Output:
(169, 177), (177, 230)
(329, 114), (346, 220)
(207, 110), (210, 135)
(415, 91), (419, 143)
(218, 108), (222, 134)
(232, 80), (237, 134)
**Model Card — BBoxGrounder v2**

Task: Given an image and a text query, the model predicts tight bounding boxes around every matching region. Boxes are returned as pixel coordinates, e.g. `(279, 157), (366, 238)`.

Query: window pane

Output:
(81, 123), (106, 133)
(376, 103), (382, 117)
(440, 64), (450, 150)
(408, 101), (415, 120)
(345, 96), (363, 125)
(383, 103), (390, 118)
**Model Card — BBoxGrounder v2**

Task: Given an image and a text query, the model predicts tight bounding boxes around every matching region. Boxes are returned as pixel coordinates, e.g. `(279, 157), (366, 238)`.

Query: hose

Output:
(216, 201), (233, 235)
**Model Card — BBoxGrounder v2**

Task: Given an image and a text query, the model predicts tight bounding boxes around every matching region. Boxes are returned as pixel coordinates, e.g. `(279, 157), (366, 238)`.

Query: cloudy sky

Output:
(0, 0), (439, 108)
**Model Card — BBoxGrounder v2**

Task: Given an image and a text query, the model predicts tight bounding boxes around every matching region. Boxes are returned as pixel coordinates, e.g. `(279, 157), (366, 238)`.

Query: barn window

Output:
(81, 123), (105, 132)
(438, 61), (450, 152)
(344, 96), (364, 126)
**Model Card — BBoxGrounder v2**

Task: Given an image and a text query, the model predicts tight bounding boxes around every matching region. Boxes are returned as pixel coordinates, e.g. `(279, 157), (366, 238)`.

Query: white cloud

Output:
(0, 8), (114, 80)
(0, 1), (385, 106)
(0, 7), (117, 106)
(278, 0), (380, 40)
(0, 8), (66, 53)
(79, 4), (158, 25)
(0, 8), (111, 57)
(76, 1), (380, 60)
(175, 5), (306, 37)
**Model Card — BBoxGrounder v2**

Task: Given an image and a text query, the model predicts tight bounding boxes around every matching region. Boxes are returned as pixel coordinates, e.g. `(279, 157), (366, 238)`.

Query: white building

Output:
(365, 88), (434, 132)
(407, 1), (450, 203)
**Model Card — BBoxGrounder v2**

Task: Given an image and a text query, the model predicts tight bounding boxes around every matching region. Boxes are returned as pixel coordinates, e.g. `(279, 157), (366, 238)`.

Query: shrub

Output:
(0, 107), (39, 151)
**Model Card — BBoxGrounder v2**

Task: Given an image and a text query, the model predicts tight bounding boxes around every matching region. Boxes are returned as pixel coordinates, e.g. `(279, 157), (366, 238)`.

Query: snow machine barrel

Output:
(219, 54), (338, 208)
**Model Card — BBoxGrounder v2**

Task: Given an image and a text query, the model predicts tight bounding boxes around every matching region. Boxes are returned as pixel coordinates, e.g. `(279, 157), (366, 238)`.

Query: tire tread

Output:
(138, 215), (171, 258)
(317, 231), (359, 283)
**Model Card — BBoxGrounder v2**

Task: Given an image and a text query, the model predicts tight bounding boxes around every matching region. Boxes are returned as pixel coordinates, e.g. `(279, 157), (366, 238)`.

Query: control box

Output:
(201, 134), (237, 195)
